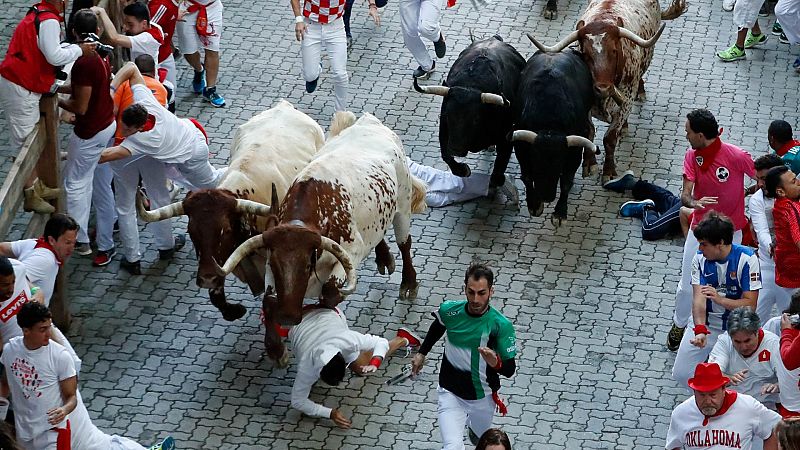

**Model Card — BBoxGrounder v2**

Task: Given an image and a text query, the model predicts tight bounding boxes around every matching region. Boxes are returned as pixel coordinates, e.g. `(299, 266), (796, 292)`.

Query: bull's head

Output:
(215, 224), (357, 326)
(526, 21), (665, 105)
(413, 78), (509, 157)
(136, 188), (272, 291)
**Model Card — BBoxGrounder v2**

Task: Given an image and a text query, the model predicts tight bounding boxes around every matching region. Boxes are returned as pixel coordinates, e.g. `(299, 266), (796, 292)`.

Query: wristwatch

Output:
(295, 15), (304, 23)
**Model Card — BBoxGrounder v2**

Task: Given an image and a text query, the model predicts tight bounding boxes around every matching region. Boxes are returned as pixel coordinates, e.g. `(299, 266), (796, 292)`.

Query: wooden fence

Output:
(0, 95), (71, 330)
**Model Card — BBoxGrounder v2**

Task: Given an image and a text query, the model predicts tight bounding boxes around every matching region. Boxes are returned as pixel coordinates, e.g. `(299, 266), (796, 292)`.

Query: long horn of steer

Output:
(565, 135), (596, 152)
(481, 93), (510, 107)
(136, 188), (184, 222)
(527, 30), (579, 53)
(412, 78), (450, 96)
(216, 234), (265, 276)
(510, 130), (540, 144)
(319, 236), (357, 295)
(235, 199), (272, 216)
(611, 86), (628, 106)
(618, 22), (666, 48)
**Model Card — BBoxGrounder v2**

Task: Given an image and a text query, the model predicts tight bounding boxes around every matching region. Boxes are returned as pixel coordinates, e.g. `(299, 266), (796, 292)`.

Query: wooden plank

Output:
(0, 123), (45, 239)
(23, 213), (49, 239)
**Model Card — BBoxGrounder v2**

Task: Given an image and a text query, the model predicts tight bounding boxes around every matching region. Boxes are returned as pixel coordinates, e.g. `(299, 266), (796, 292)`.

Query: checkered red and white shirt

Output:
(303, 0), (346, 24)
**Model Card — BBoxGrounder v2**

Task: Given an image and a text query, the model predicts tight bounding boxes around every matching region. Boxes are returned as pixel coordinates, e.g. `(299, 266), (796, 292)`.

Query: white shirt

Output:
(288, 308), (389, 418)
(665, 392), (781, 450)
(121, 84), (198, 164)
(37, 19), (82, 67)
(10, 239), (59, 306)
(708, 330), (779, 403)
(0, 261), (32, 346)
(0, 337), (76, 441)
(129, 25), (162, 64)
(749, 190), (775, 269)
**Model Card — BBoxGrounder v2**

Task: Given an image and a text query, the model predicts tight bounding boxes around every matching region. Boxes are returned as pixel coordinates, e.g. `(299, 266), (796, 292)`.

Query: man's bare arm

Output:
(58, 85), (92, 115)
(99, 146), (132, 164)
(91, 7), (132, 48)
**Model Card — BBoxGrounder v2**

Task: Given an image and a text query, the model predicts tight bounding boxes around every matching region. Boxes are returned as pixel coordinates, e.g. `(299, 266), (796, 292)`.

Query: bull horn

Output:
(611, 86), (627, 106)
(480, 93), (510, 107)
(136, 189), (184, 222)
(510, 130), (539, 144)
(412, 78), (449, 97)
(527, 30), (579, 53)
(319, 236), (357, 295)
(217, 234), (265, 276)
(565, 135), (596, 151)
(235, 199), (271, 216)
(618, 22), (666, 48)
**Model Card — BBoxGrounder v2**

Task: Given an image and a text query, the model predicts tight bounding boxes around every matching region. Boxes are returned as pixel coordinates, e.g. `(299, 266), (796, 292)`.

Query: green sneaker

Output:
(773, 22), (783, 35)
(716, 44), (746, 61)
(148, 436), (175, 450)
(744, 31), (768, 48)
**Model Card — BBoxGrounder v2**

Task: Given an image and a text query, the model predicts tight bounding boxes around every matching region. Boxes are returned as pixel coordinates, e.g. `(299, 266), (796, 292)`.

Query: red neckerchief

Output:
(702, 390), (737, 426)
(188, 118), (208, 143)
(758, 328), (764, 346)
(777, 139), (800, 157)
(140, 114), (157, 132)
(33, 237), (62, 266)
(33, 2), (63, 21)
(695, 137), (723, 172)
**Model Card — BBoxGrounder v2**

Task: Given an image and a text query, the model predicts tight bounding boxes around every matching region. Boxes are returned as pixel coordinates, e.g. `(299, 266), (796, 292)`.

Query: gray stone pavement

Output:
(2, 0), (800, 448)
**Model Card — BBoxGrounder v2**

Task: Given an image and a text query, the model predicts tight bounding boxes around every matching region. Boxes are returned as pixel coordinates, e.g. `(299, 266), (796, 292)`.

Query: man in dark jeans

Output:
(604, 171), (693, 241)
(343, 0), (388, 50)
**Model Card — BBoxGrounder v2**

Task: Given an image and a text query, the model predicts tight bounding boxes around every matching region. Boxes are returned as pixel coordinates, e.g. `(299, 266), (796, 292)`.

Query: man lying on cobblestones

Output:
(672, 212), (761, 389)
(288, 303), (421, 428)
(411, 263), (516, 450)
(666, 362), (781, 450)
(0, 302), (175, 450)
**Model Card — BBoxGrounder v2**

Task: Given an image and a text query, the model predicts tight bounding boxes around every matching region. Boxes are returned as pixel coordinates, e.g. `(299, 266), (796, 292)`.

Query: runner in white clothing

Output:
(0, 302), (175, 450)
(98, 62), (224, 190)
(288, 305), (420, 428)
(92, 3), (163, 64)
(666, 362), (781, 450)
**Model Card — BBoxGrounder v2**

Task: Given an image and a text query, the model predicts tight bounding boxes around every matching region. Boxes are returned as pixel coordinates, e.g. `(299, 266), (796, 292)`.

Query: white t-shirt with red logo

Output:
(9, 239), (59, 306)
(666, 392), (781, 450)
(708, 330), (779, 404)
(0, 261), (33, 346)
(0, 337), (76, 441)
(683, 141), (755, 231)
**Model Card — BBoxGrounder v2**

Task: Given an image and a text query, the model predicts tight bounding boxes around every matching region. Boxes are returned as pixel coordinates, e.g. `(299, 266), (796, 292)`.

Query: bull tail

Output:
(328, 111), (358, 138)
(661, 0), (687, 20)
(410, 174), (428, 214)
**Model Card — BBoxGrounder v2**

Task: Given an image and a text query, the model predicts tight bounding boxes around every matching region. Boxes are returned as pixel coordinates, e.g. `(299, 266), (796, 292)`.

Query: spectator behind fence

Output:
(0, 0), (96, 213)
(764, 166), (800, 302)
(59, 8), (118, 263)
(0, 302), (175, 450)
(776, 418), (800, 450)
(475, 428), (512, 450)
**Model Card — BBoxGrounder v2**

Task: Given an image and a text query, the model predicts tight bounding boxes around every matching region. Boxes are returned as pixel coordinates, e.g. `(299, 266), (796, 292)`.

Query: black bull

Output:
(413, 35), (525, 189)
(510, 50), (596, 225)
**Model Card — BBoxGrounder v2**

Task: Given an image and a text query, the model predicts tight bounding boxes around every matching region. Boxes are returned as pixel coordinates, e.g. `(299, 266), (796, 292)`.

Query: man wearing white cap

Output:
(666, 362), (781, 450)
(289, 304), (421, 429)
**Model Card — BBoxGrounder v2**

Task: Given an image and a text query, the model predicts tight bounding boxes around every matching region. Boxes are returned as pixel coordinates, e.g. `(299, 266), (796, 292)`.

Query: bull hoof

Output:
(529, 203), (544, 217)
(377, 258), (396, 276)
(551, 213), (566, 227)
(582, 163), (600, 178)
(221, 303), (247, 322)
(399, 282), (419, 300)
(450, 162), (471, 178)
(542, 7), (557, 19)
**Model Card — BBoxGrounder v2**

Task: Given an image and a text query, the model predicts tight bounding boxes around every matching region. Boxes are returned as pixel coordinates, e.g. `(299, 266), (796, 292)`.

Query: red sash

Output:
(778, 403), (800, 419)
(33, 237), (62, 266)
(188, 118), (208, 143)
(186, 0), (216, 44)
(52, 419), (70, 450)
(492, 391), (507, 416)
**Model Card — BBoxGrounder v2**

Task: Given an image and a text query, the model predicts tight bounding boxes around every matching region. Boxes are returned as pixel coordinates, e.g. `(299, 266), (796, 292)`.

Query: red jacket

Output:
(781, 328), (800, 370)
(148, 0), (179, 63)
(0, 2), (62, 93)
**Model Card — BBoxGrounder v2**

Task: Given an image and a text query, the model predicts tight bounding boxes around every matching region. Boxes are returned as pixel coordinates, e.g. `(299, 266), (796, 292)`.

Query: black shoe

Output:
(602, 170), (637, 193)
(666, 323), (685, 352)
(159, 234), (186, 260)
(120, 258), (142, 275)
(434, 33), (446, 58)
(412, 61), (435, 80)
(306, 77), (319, 93)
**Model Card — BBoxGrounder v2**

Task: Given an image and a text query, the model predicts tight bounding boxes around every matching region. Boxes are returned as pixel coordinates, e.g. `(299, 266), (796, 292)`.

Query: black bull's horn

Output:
(412, 78), (509, 107)
(527, 22), (666, 53)
(509, 130), (596, 152)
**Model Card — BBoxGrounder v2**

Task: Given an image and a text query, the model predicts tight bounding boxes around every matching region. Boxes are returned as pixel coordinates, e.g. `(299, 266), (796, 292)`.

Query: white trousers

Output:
(407, 158), (489, 207)
(755, 264), (793, 321)
(110, 156), (175, 263)
(301, 19), (348, 112)
(0, 75), (41, 150)
(399, 0), (444, 70)
(63, 122), (117, 249)
(733, 0), (765, 28)
(672, 322), (721, 389)
(19, 429), (58, 450)
(776, 0), (800, 44)
(437, 385), (495, 450)
(168, 128), (225, 190)
(160, 54), (177, 91)
(673, 228), (743, 328)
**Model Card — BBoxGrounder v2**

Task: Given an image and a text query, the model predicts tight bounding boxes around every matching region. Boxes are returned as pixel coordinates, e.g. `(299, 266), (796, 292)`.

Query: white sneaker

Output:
(722, 0), (736, 11)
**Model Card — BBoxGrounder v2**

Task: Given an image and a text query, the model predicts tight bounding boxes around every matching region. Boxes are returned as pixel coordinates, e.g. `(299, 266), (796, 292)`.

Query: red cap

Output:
(688, 363), (729, 392)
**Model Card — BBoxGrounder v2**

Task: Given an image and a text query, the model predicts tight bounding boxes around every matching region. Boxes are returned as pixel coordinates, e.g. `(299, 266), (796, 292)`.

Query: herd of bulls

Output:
(125, 0), (687, 367)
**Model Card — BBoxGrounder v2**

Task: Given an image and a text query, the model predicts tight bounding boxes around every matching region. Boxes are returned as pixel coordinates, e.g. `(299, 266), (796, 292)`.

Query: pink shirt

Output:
(683, 140), (755, 230)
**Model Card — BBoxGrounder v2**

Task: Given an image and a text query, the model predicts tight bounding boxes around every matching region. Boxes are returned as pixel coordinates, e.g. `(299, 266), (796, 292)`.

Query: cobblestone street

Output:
(2, 0), (800, 448)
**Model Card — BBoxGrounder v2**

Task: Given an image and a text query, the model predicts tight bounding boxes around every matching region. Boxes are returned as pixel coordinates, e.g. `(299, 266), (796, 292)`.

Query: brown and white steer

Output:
(218, 112), (427, 366)
(136, 100), (324, 322)
(528, 0), (685, 182)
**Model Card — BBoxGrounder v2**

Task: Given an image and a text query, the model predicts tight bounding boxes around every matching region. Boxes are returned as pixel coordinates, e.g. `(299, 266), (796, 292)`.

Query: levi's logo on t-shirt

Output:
(759, 349), (771, 362)
(0, 291), (30, 323)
